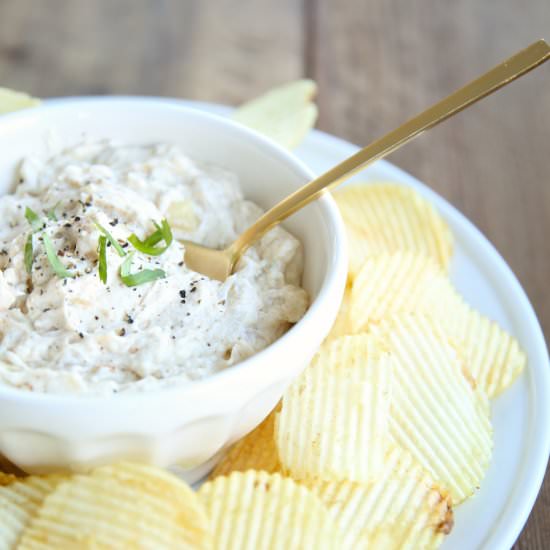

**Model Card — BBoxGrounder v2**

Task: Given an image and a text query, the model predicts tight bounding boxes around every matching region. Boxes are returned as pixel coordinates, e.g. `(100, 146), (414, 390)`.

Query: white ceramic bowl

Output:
(0, 97), (348, 482)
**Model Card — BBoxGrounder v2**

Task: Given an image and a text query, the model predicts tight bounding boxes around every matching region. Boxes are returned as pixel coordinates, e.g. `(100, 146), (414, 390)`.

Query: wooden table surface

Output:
(0, 0), (548, 547)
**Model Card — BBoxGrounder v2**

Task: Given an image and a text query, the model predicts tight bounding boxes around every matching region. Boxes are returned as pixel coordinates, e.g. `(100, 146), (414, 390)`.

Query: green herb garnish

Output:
(46, 202), (60, 221)
(42, 234), (75, 279)
(143, 228), (164, 247)
(24, 233), (34, 274)
(25, 206), (43, 233)
(98, 235), (107, 284)
(94, 221), (126, 257)
(119, 252), (166, 287)
(24, 207), (43, 273)
(128, 219), (173, 256)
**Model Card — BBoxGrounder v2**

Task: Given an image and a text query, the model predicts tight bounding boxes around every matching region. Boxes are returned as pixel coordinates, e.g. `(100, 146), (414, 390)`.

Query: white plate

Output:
(181, 99), (550, 549)
(55, 96), (545, 549)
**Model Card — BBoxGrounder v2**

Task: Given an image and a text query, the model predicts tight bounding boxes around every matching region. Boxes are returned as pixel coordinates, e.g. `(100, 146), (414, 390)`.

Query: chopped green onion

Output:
(128, 219), (173, 256)
(24, 233), (34, 274)
(98, 235), (107, 284)
(42, 234), (75, 279)
(94, 221), (126, 257)
(46, 202), (60, 221)
(142, 229), (163, 247)
(119, 252), (166, 287)
(25, 206), (43, 233)
(158, 219), (173, 244)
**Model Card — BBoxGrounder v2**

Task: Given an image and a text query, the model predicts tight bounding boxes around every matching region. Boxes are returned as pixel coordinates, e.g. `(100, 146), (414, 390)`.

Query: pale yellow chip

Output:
(166, 199), (199, 232)
(334, 183), (453, 278)
(0, 471), (18, 486)
(232, 80), (318, 149)
(350, 252), (527, 396)
(199, 470), (345, 549)
(309, 445), (452, 549)
(19, 462), (210, 549)
(0, 475), (64, 548)
(324, 288), (353, 342)
(349, 252), (452, 333)
(209, 408), (282, 479)
(0, 87), (40, 114)
(444, 297), (527, 397)
(369, 314), (493, 503)
(275, 334), (392, 483)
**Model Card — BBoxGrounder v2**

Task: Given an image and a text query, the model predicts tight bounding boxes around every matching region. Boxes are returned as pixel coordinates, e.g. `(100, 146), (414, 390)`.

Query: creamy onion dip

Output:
(0, 141), (308, 394)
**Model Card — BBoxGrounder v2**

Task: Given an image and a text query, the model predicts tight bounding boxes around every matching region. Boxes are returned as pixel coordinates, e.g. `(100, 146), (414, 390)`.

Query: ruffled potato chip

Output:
(324, 288), (353, 343)
(275, 334), (392, 483)
(199, 470), (344, 549)
(209, 408), (281, 479)
(19, 462), (210, 549)
(350, 252), (526, 396)
(370, 314), (493, 503)
(0, 87), (40, 114)
(349, 252), (452, 333)
(0, 471), (17, 486)
(166, 199), (199, 232)
(232, 80), (318, 149)
(310, 445), (453, 549)
(334, 183), (453, 279)
(444, 297), (527, 397)
(0, 475), (64, 548)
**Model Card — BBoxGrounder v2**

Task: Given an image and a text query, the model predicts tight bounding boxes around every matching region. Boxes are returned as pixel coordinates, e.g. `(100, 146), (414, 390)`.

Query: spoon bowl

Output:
(182, 240), (237, 281)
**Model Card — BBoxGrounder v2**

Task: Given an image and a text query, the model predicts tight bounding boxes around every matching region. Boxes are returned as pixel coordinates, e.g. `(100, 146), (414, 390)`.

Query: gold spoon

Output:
(184, 40), (550, 281)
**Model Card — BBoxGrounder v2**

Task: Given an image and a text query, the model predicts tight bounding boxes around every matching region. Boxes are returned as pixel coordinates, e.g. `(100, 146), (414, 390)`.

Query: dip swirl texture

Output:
(0, 141), (308, 394)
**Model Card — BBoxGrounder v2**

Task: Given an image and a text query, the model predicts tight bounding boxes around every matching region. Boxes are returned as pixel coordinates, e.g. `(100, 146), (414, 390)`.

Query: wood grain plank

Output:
(0, 0), (304, 101)
(308, 1), (550, 548)
(184, 0), (304, 103)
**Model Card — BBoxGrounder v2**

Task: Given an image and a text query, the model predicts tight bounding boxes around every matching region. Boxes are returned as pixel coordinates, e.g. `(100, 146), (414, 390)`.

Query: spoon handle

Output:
(231, 39), (550, 256)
